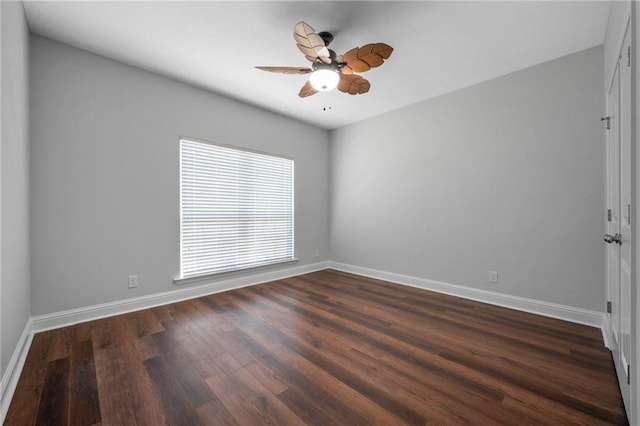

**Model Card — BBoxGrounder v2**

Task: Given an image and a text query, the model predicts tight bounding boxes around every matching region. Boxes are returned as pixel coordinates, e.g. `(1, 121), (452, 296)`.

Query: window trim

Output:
(174, 258), (298, 286)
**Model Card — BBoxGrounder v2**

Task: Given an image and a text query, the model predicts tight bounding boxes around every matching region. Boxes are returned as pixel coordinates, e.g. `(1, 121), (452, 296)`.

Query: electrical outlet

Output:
(489, 271), (498, 283)
(128, 275), (138, 288)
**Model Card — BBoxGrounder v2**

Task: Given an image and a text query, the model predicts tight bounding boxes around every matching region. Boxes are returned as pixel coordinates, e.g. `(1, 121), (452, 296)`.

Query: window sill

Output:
(174, 258), (299, 286)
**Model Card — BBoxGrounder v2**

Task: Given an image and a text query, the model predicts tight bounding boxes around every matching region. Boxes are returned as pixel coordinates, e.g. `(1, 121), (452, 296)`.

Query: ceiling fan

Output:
(256, 21), (393, 98)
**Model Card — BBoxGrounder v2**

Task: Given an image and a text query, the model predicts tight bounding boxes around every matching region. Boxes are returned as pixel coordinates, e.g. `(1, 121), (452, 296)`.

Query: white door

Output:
(605, 20), (632, 418)
(617, 22), (632, 416)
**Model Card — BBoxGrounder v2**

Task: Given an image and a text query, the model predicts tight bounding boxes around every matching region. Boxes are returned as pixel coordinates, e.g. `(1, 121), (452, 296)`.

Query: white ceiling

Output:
(23, 1), (610, 130)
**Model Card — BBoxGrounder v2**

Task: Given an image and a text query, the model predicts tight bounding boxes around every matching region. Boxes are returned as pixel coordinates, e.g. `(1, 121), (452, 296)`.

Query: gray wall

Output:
(330, 46), (605, 311)
(1, 1), (31, 374)
(30, 36), (330, 316)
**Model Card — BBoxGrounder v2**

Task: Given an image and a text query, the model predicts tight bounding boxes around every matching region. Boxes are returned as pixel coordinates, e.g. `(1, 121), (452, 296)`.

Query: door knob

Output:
(604, 233), (622, 245)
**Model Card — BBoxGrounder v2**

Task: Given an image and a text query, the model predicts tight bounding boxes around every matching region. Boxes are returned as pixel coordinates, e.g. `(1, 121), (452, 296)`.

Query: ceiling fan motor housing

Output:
(318, 31), (334, 46)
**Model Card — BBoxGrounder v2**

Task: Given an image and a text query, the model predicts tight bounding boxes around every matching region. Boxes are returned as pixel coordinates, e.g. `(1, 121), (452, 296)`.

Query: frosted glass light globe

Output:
(309, 69), (340, 91)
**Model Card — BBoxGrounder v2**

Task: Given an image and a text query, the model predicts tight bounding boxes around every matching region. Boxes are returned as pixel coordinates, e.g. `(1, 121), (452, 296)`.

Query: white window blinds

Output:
(180, 138), (294, 278)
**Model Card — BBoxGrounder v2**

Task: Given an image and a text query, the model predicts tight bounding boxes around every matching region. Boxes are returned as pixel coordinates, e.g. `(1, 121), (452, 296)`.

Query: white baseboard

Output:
(1, 318), (33, 424)
(32, 259), (604, 333)
(329, 262), (605, 329)
(32, 261), (330, 332)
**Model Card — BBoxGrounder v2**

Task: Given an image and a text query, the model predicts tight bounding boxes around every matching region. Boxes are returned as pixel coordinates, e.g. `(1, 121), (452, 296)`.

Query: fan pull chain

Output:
(321, 91), (333, 112)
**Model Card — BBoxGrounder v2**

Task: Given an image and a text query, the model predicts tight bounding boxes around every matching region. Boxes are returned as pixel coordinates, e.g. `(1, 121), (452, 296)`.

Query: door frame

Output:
(631, 3), (639, 424)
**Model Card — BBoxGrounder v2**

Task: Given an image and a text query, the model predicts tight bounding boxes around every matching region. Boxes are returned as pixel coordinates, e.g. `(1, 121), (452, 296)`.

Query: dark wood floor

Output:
(5, 269), (628, 425)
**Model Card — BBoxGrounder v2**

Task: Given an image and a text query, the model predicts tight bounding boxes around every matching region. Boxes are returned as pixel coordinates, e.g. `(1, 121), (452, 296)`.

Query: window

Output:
(179, 137), (294, 279)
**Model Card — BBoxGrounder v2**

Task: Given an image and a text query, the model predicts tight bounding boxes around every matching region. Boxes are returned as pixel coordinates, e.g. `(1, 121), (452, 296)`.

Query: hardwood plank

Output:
(71, 321), (93, 344)
(143, 356), (202, 425)
(35, 357), (70, 425)
(212, 351), (244, 374)
(151, 330), (215, 406)
(244, 360), (289, 395)
(204, 373), (272, 425)
(109, 315), (167, 425)
(196, 399), (238, 426)
(132, 334), (161, 361)
(123, 310), (162, 362)
(69, 339), (101, 426)
(46, 327), (73, 362)
(276, 387), (344, 425)
(227, 367), (306, 425)
(286, 354), (408, 425)
(162, 300), (229, 370)
(91, 318), (138, 425)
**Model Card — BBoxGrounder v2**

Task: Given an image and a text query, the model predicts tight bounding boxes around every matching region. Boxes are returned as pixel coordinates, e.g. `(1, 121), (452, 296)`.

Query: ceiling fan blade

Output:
(342, 43), (394, 74)
(255, 66), (312, 74)
(298, 80), (319, 98)
(293, 21), (331, 64)
(338, 74), (370, 95)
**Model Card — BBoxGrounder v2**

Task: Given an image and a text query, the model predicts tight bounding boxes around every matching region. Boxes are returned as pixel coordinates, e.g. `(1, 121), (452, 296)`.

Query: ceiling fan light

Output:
(309, 68), (340, 91)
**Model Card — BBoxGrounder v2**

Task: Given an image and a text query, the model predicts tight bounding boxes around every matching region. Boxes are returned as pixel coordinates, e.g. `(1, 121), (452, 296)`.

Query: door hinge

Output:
(627, 204), (631, 225)
(607, 209), (612, 222)
(601, 116), (611, 130)
(607, 301), (612, 314)
(628, 45), (631, 67)
(628, 364), (631, 385)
